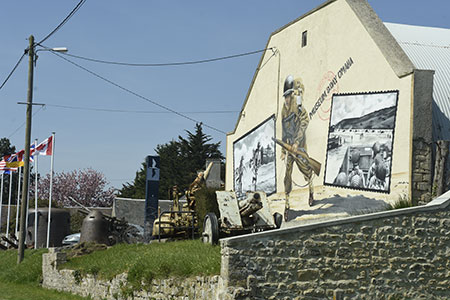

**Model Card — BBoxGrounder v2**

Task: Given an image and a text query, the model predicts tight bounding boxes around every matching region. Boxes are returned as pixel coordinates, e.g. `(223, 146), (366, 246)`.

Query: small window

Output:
(302, 30), (307, 47)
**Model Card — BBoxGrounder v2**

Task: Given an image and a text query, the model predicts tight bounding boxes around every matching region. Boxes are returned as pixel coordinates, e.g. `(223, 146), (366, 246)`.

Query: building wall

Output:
(226, 0), (425, 213)
(220, 193), (450, 299)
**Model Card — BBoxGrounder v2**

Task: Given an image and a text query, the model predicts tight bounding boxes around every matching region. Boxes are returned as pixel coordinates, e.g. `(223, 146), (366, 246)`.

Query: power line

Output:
(47, 47), (273, 67)
(8, 105), (45, 138)
(38, 0), (87, 44)
(0, 52), (26, 91)
(41, 103), (239, 114)
(1, 1), (86, 92)
(50, 51), (228, 134)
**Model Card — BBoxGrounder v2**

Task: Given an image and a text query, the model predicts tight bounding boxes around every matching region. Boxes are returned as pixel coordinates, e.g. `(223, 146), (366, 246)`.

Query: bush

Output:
(386, 195), (414, 210)
(70, 211), (85, 234)
(194, 187), (220, 231)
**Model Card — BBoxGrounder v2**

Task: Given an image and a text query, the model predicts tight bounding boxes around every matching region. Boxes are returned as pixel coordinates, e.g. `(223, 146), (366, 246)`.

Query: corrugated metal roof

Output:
(385, 22), (450, 141)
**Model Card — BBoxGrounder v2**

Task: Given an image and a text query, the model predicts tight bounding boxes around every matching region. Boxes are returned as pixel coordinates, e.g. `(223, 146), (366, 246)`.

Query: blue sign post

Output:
(144, 155), (160, 242)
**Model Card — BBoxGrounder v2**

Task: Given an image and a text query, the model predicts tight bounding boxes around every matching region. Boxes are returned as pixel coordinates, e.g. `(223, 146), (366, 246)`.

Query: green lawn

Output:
(62, 239), (221, 290)
(0, 248), (89, 300)
(0, 240), (221, 298)
(0, 281), (89, 300)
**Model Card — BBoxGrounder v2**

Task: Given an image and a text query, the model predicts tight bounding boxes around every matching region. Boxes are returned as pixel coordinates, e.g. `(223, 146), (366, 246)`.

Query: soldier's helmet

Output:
(375, 163), (387, 180)
(372, 142), (381, 157)
(283, 75), (294, 97)
(351, 149), (361, 165)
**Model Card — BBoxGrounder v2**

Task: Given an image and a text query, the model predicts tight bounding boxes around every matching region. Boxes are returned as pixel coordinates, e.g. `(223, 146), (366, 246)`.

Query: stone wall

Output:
(220, 191), (450, 299)
(42, 248), (229, 300)
(412, 138), (433, 205)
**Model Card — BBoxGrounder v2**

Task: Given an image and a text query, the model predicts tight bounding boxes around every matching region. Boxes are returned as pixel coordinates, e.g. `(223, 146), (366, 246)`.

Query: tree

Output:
(0, 138), (17, 204)
(35, 168), (115, 207)
(118, 161), (147, 199)
(118, 123), (224, 199)
(0, 138), (16, 158)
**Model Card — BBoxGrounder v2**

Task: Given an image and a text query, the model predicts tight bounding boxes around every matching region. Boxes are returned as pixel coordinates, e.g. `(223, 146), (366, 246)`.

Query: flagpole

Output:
(25, 173), (29, 232)
(34, 139), (38, 249)
(0, 173), (4, 233)
(6, 172), (13, 237)
(46, 132), (55, 248)
(15, 167), (22, 238)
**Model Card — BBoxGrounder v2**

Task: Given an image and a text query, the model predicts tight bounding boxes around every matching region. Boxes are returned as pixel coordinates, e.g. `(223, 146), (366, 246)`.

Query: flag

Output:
(36, 136), (53, 156)
(3, 153), (20, 170)
(0, 159), (9, 173)
(2, 145), (34, 168)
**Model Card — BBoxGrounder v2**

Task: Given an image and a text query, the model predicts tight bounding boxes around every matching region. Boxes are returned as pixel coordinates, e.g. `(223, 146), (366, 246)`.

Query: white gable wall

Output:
(226, 0), (416, 209)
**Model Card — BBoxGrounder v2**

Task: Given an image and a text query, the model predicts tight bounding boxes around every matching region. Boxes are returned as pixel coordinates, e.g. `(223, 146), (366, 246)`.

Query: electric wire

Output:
(49, 51), (228, 134)
(1, 0), (86, 92)
(8, 105), (45, 138)
(38, 0), (87, 44)
(52, 47), (273, 67)
(42, 103), (239, 114)
(0, 52), (26, 91)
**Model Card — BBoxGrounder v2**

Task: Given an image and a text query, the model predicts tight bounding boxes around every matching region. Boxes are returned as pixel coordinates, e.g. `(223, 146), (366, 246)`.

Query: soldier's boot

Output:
(284, 196), (290, 222)
(308, 191), (314, 207)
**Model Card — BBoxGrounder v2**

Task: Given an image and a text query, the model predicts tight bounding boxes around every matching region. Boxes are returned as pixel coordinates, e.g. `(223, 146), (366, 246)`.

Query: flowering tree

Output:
(35, 168), (115, 207)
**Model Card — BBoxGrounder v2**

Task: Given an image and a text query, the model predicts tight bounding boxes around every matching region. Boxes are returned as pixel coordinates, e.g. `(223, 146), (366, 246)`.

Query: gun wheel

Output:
(202, 213), (219, 245)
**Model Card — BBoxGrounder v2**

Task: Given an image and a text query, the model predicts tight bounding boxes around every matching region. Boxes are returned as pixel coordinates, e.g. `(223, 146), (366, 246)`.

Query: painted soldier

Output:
(281, 75), (314, 219)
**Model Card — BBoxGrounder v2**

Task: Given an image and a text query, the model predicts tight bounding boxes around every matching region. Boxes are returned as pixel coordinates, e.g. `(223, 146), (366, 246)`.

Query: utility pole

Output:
(18, 35), (34, 263)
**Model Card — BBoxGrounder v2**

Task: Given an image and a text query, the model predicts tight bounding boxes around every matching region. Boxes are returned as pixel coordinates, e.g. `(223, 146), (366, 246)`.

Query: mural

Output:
(233, 116), (276, 199)
(324, 91), (399, 193)
(277, 75), (322, 214)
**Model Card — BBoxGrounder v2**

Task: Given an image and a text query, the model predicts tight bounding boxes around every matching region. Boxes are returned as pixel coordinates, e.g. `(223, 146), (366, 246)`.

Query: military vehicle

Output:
(202, 191), (282, 245)
(152, 162), (213, 240)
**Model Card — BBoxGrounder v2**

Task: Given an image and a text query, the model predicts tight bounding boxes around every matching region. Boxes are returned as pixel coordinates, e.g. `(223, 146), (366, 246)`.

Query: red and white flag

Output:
(36, 136), (53, 156)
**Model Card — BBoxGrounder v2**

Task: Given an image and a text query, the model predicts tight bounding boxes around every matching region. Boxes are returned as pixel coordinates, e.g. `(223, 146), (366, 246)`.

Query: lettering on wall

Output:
(310, 57), (354, 120)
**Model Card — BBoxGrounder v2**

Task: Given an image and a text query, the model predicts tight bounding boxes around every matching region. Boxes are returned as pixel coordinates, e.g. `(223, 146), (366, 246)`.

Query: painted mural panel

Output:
(324, 91), (399, 193)
(233, 116), (276, 199)
(277, 75), (322, 208)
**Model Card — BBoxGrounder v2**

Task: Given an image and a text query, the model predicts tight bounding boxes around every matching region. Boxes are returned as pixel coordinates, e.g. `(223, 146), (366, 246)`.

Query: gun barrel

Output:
(272, 138), (321, 176)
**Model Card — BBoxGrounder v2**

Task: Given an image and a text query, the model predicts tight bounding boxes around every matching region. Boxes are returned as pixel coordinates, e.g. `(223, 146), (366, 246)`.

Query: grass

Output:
(0, 248), (47, 285)
(386, 195), (414, 210)
(0, 281), (88, 300)
(0, 249), (89, 300)
(62, 239), (221, 291)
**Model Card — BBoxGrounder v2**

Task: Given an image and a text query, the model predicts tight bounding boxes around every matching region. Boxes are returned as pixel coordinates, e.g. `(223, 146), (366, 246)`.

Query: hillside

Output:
(335, 106), (397, 129)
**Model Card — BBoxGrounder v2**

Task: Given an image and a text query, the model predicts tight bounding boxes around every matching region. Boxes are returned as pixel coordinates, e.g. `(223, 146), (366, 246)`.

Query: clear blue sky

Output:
(1, 0), (449, 189)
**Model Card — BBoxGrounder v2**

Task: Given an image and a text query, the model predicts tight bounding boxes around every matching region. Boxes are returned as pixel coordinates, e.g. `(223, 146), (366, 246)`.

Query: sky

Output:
(1, 0), (449, 190)
(331, 92), (397, 126)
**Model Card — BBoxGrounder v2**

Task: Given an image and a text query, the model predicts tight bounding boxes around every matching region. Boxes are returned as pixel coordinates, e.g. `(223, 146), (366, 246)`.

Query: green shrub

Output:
(70, 211), (85, 234)
(386, 195), (414, 210)
(195, 187), (220, 231)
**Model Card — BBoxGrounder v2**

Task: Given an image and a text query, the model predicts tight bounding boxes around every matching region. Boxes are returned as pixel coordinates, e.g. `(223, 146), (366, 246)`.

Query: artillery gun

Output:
(202, 191), (282, 245)
(69, 197), (143, 245)
(152, 162), (214, 240)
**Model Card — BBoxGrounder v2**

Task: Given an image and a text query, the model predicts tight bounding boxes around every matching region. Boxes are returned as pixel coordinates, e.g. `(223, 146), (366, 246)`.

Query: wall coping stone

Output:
(221, 190), (450, 247)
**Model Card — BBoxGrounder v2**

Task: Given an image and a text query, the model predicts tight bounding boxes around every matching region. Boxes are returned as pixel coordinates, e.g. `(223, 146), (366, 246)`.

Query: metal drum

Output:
(27, 208), (71, 248)
(80, 210), (110, 245)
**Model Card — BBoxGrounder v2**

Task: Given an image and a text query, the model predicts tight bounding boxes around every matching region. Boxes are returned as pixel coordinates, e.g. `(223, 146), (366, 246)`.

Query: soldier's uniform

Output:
(281, 77), (314, 204)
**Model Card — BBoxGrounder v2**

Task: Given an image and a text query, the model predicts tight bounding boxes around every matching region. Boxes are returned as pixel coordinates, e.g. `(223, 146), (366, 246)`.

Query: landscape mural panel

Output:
(233, 116), (276, 199)
(324, 91), (399, 193)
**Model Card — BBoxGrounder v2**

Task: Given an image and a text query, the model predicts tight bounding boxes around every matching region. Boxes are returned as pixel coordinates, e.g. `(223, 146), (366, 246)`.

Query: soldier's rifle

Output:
(272, 138), (321, 176)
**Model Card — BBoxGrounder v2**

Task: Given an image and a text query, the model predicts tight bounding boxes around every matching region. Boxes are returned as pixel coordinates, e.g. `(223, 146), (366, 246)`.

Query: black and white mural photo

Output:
(324, 91), (398, 193)
(234, 116), (276, 199)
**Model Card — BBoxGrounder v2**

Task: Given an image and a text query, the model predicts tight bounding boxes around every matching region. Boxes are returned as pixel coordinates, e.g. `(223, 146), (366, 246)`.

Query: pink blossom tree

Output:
(35, 168), (115, 207)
